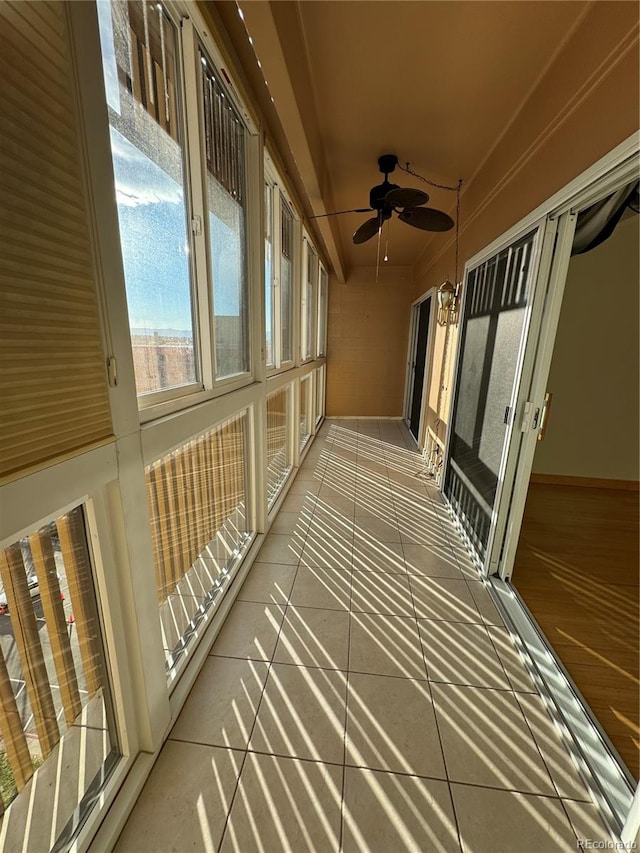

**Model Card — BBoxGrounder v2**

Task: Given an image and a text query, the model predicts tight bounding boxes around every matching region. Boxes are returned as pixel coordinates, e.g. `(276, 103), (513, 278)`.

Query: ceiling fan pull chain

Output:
(384, 216), (390, 262)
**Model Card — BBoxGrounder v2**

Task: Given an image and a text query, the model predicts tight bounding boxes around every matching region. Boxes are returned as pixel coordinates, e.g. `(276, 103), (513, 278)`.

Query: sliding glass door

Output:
(443, 224), (551, 568)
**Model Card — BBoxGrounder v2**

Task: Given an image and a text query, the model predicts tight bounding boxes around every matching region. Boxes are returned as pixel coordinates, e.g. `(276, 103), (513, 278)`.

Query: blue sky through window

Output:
(110, 127), (194, 334)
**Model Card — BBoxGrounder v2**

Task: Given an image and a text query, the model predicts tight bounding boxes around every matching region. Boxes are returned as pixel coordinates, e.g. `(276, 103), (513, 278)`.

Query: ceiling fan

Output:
(313, 154), (455, 244)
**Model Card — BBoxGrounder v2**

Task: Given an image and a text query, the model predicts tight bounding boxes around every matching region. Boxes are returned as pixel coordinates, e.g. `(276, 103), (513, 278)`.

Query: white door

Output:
(442, 217), (559, 571)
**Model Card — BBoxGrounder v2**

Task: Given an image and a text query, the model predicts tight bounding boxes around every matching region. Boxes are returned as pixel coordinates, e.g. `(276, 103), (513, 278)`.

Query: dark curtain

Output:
(572, 180), (639, 255)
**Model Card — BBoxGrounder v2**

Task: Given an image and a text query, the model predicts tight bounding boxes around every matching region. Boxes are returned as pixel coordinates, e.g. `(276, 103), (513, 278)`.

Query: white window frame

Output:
(317, 263), (328, 357)
(301, 232), (318, 363)
(265, 154), (297, 374)
(264, 178), (276, 369)
(192, 39), (254, 389)
(97, 1), (203, 413)
(97, 2), (261, 423)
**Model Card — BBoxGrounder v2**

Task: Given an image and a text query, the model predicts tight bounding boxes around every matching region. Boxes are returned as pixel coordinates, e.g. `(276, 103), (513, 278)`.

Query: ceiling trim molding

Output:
(414, 16), (639, 283)
(239, 1), (347, 281)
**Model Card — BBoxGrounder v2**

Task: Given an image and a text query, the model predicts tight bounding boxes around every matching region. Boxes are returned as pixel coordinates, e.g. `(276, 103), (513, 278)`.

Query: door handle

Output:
(537, 392), (553, 441)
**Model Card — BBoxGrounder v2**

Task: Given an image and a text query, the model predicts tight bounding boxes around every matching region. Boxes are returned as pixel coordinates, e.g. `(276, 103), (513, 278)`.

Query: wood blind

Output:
(266, 386), (290, 501)
(0, 1), (113, 481)
(0, 506), (106, 806)
(146, 413), (247, 603)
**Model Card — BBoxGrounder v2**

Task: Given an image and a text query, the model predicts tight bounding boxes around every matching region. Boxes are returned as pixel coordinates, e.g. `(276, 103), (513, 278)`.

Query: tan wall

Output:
(532, 214), (639, 481)
(414, 1), (639, 445)
(326, 266), (414, 416)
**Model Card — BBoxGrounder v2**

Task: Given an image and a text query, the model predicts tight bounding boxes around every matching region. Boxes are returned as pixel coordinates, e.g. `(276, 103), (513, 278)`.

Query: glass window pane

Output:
(317, 268), (328, 356)
(146, 413), (252, 674)
(299, 376), (311, 450)
(98, 1), (196, 396)
(201, 56), (249, 380)
(315, 365), (325, 423)
(0, 508), (118, 849)
(265, 183), (274, 367)
(267, 386), (291, 506)
(280, 201), (294, 363)
(303, 245), (316, 360)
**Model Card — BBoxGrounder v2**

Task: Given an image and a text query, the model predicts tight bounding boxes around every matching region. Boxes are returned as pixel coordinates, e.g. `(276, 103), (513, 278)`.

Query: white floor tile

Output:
(431, 682), (556, 795)
(451, 783), (578, 853)
(345, 672), (446, 778)
(273, 606), (351, 670)
(211, 601), (285, 661)
(115, 742), (242, 853)
(342, 767), (460, 853)
(220, 753), (343, 853)
(250, 663), (347, 763)
(349, 613), (427, 680)
(171, 657), (268, 749)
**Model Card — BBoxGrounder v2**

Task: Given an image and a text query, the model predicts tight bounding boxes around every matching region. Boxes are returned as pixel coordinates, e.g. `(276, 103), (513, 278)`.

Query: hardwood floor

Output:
(513, 482), (639, 780)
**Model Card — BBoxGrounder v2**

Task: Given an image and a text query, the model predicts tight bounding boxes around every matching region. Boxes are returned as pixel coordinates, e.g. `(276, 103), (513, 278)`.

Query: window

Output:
(98, 1), (197, 397)
(280, 200), (294, 364)
(266, 386), (291, 506)
(301, 240), (317, 361)
(317, 265), (328, 357)
(200, 55), (249, 380)
(0, 508), (117, 849)
(145, 412), (251, 675)
(265, 182), (274, 367)
(263, 161), (298, 372)
(299, 375), (312, 450)
(315, 365), (325, 424)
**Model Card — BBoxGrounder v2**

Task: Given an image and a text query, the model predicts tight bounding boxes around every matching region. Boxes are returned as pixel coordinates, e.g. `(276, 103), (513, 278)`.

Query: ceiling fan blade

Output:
(310, 208), (372, 219)
(384, 187), (429, 208)
(353, 216), (381, 244)
(398, 207), (454, 232)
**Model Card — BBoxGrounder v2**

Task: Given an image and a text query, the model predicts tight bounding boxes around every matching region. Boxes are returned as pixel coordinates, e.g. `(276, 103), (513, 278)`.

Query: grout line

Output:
(513, 688), (590, 808)
(214, 470), (315, 851)
(215, 420), (586, 850)
(443, 777), (595, 802)
(339, 515), (355, 853)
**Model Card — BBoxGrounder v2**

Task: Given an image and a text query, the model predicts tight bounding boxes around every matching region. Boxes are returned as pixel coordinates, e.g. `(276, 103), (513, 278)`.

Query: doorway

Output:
(406, 296), (432, 441)
(511, 210), (639, 781)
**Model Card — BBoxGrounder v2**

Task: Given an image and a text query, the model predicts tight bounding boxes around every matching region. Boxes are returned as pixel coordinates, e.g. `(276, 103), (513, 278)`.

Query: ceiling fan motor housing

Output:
(351, 153), (455, 244)
(370, 179), (400, 212)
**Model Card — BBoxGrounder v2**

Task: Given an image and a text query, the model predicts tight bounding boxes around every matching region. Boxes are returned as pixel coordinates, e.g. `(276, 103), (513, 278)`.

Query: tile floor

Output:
(115, 420), (614, 853)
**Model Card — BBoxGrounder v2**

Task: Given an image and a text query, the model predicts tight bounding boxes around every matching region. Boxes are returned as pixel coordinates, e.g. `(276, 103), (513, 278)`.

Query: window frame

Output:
(264, 155), (298, 375)
(100, 0), (203, 409)
(99, 6), (261, 422)
(196, 47), (253, 387)
(300, 233), (318, 363)
(264, 178), (276, 370)
(317, 263), (328, 358)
